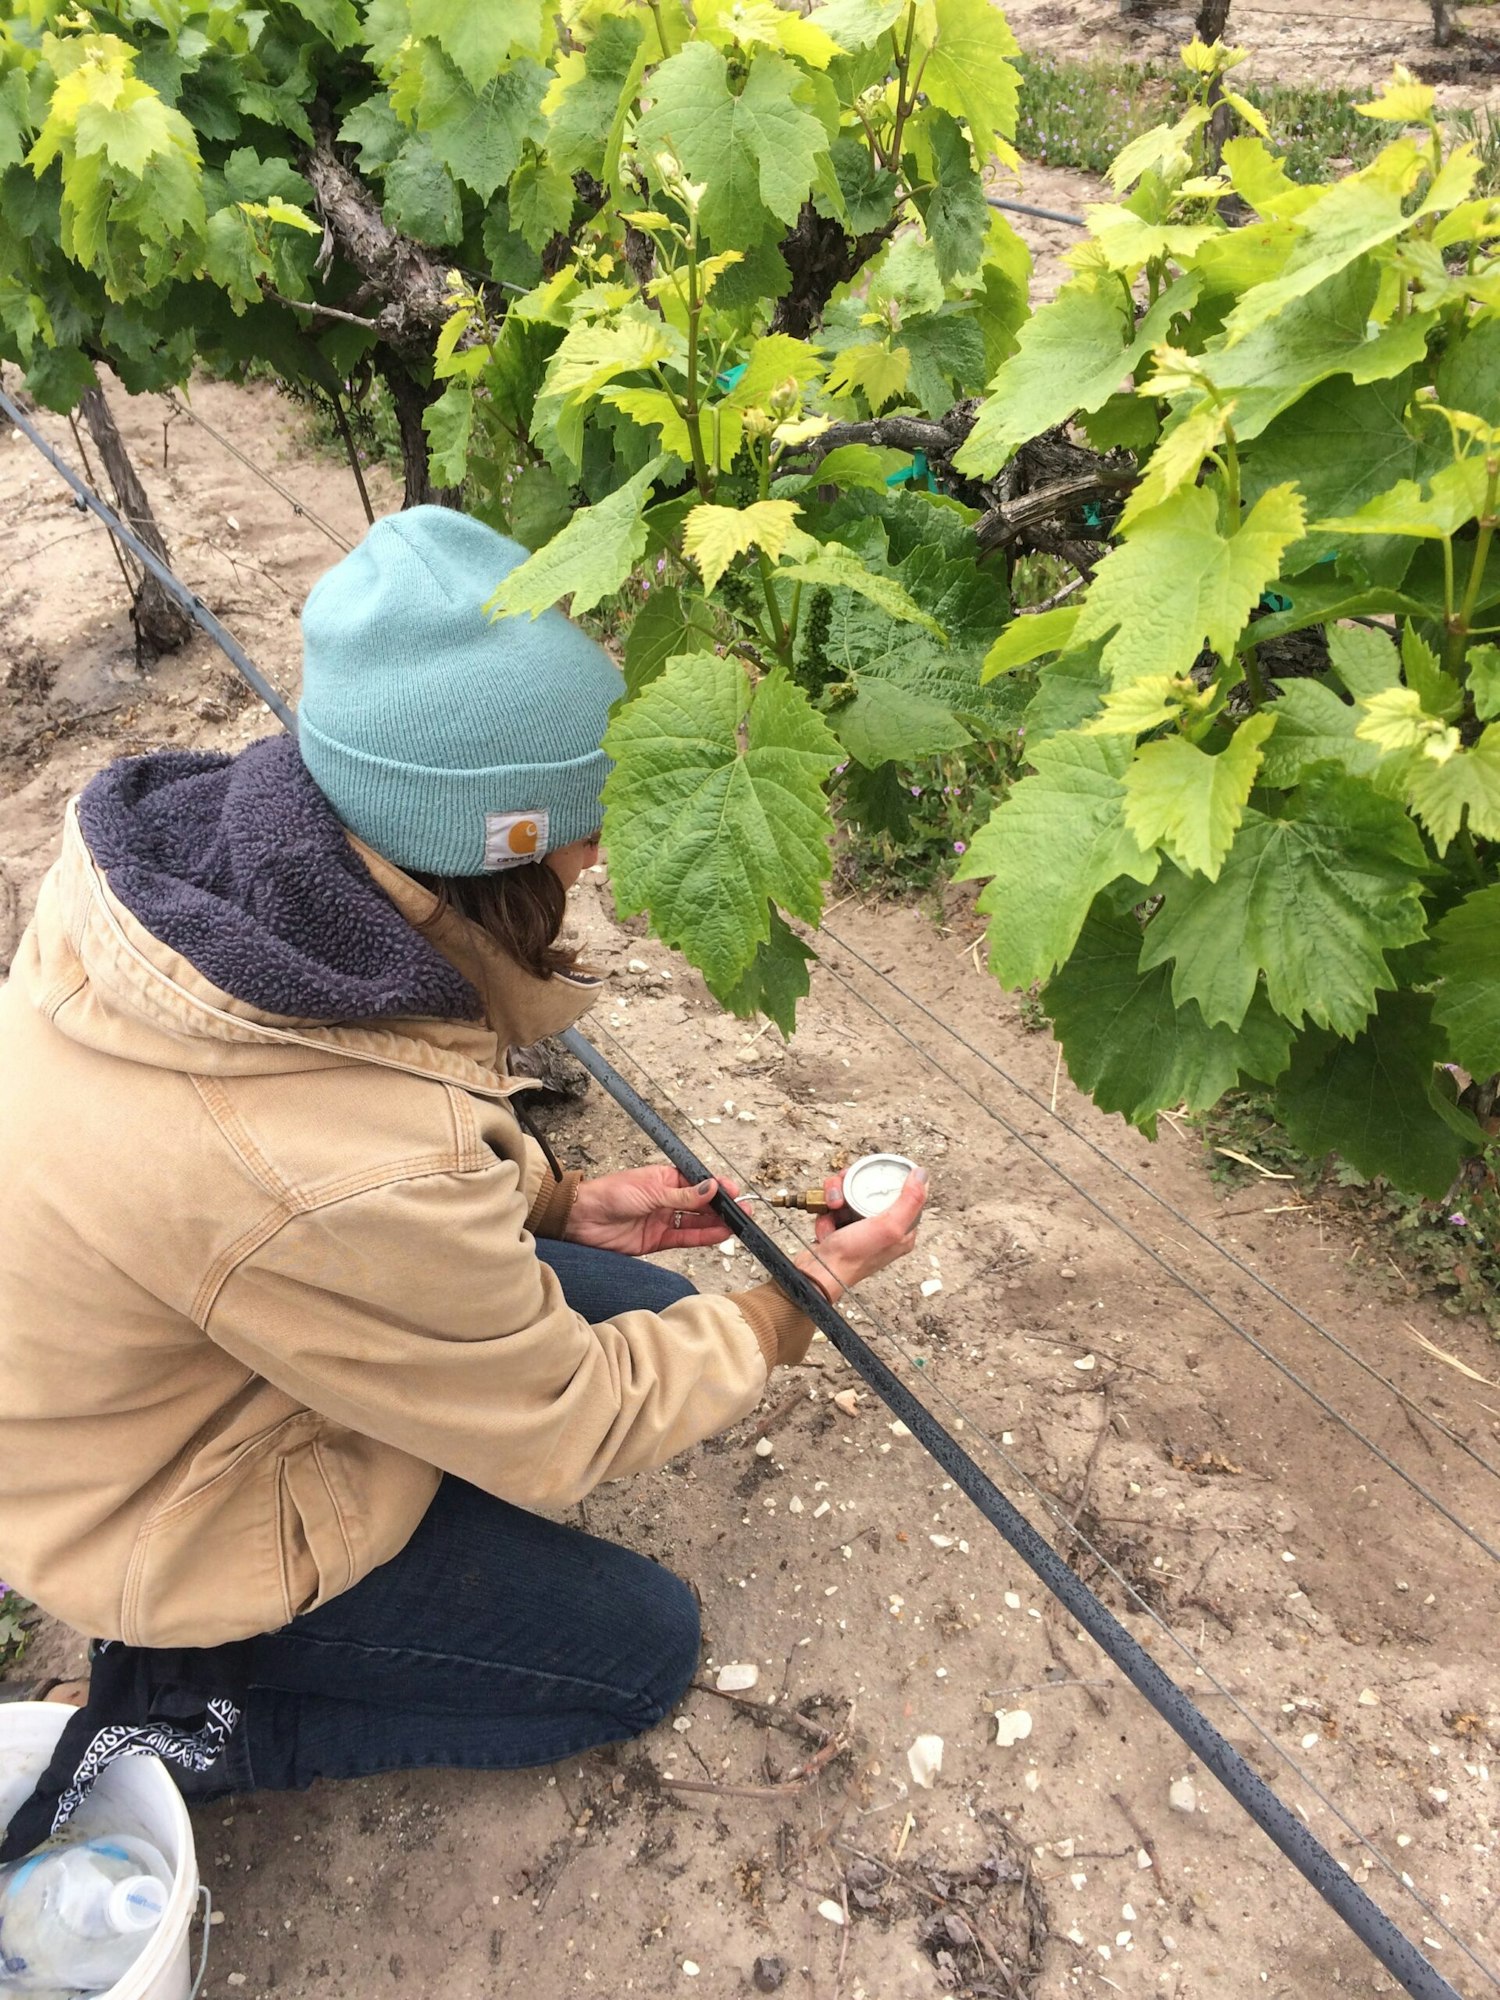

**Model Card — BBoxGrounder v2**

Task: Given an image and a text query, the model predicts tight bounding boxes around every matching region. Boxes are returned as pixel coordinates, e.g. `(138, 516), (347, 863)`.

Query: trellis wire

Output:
(5, 388), (1486, 1999)
(817, 918), (1500, 1484)
(578, 1015), (1498, 1993)
(810, 929), (1500, 1567)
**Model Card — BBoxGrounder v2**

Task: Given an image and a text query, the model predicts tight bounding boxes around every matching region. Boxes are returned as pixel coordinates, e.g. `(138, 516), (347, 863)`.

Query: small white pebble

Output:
(919, 1277), (943, 1298)
(627, 958), (649, 972)
(818, 1899), (846, 1925)
(1301, 1732), (1319, 1750)
(716, 1663), (759, 1692)
(754, 1436), (774, 1458)
(1357, 1688), (1380, 1707)
(1004, 1590), (1022, 1610)
(672, 1716), (692, 1732)
(788, 1496), (803, 1514)
(1074, 1354), (1096, 1371)
(682, 1962), (700, 1978)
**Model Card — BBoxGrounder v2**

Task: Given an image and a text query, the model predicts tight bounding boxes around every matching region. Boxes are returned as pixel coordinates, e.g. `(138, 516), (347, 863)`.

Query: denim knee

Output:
(638, 1567), (701, 1724)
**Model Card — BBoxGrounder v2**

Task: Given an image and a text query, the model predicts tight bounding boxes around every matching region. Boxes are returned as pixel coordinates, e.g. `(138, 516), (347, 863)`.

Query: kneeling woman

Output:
(0, 507), (925, 1800)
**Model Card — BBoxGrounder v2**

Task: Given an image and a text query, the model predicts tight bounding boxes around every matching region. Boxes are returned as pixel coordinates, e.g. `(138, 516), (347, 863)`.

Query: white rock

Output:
(754, 1436), (775, 1458)
(817, 1899), (846, 1925)
(1053, 1838), (1075, 1860)
(1136, 1849), (1153, 1870)
(888, 1420), (911, 1437)
(672, 1715), (693, 1733)
(682, 1962), (701, 1977)
(1003, 1590), (1023, 1610)
(1300, 1731), (1319, 1750)
(1357, 1688), (1380, 1707)
(628, 958), (649, 972)
(832, 1389), (860, 1417)
(1168, 1776), (1198, 1814)
(788, 1495), (804, 1514)
(929, 1534), (956, 1550)
(1074, 1354), (1096, 1371)
(717, 1663), (760, 1693)
(1023, 1768), (1041, 1792)
(907, 1734), (944, 1789)
(993, 1708), (1033, 1747)
(919, 1277), (944, 1298)
(813, 1500), (832, 1518)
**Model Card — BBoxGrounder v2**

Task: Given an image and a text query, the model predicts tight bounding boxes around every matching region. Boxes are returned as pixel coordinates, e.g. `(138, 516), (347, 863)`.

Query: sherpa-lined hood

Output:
(45, 735), (600, 1092)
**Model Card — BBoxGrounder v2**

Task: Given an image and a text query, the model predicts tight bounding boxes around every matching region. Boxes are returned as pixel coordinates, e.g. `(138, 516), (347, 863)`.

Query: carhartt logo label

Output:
(483, 809), (549, 870)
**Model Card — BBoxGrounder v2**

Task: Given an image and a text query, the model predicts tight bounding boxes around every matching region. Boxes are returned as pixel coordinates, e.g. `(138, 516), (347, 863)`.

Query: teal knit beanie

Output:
(297, 507), (624, 876)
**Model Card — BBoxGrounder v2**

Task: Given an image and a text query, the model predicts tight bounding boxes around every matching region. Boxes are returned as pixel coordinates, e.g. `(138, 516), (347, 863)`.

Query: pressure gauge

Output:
(841, 1151), (918, 1220)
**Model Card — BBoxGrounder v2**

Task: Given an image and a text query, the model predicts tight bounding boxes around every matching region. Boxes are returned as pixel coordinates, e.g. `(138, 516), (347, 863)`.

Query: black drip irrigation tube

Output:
(2, 385), (1469, 2000)
(987, 193), (1090, 228)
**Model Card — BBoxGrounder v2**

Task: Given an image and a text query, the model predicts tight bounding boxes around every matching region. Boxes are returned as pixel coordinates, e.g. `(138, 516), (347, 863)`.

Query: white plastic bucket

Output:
(0, 1703), (203, 2000)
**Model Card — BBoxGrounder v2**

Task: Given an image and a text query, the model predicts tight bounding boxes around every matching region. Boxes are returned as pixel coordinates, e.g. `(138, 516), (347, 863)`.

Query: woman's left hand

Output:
(564, 1166), (741, 1255)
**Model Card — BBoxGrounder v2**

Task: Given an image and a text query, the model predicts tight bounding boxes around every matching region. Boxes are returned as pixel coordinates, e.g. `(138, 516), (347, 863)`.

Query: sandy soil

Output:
(3, 183), (1500, 2000)
(1005, 0), (1500, 100)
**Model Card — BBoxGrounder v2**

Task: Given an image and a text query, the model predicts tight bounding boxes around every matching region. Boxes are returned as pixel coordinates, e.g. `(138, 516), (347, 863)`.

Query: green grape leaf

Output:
(901, 311), (986, 418)
(623, 587), (719, 696)
(955, 733), (1157, 988)
(1046, 905), (1293, 1134)
(488, 456), (665, 617)
(637, 43), (830, 249)
(709, 907), (817, 1036)
(1467, 643), (1500, 722)
(1073, 483), (1305, 688)
(1258, 678), (1385, 785)
(1316, 456), (1493, 543)
(338, 99), (405, 174)
(1138, 769), (1430, 1035)
(909, 110), (987, 282)
(408, 0), (545, 90)
(1121, 713), (1277, 878)
(509, 154), (575, 252)
(1431, 884), (1500, 1076)
(890, 542), (1008, 649)
(1401, 623), (1463, 721)
(1435, 317), (1500, 428)
(778, 540), (943, 637)
(825, 341), (910, 411)
(919, 0), (1021, 168)
(1403, 725), (1500, 852)
(533, 316), (679, 468)
(721, 332), (824, 409)
(546, 15), (648, 177)
(685, 499), (801, 591)
(1224, 177), (1414, 339)
(798, 443), (891, 492)
(1274, 990), (1479, 1200)
(1023, 650), (1108, 744)
(422, 377), (473, 484)
(955, 271), (1196, 477)
(0, 69), (31, 173)
(1196, 261), (1435, 442)
(829, 133), (897, 232)
(382, 135), (463, 243)
(1326, 622), (1401, 699)
(808, 0), (904, 49)
(602, 657), (841, 989)
(831, 671), (971, 766)
(413, 45), (549, 200)
(508, 463), (573, 553)
(983, 607), (1080, 678)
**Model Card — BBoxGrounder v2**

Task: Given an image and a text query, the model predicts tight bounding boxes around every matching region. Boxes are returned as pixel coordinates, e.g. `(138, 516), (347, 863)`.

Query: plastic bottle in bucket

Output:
(0, 1836), (170, 1993)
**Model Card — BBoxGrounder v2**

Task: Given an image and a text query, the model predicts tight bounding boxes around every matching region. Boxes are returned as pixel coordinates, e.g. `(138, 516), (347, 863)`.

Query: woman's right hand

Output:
(793, 1167), (928, 1305)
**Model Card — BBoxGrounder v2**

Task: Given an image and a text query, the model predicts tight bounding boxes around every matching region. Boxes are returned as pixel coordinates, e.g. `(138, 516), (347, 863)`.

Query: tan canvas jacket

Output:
(0, 808), (811, 1648)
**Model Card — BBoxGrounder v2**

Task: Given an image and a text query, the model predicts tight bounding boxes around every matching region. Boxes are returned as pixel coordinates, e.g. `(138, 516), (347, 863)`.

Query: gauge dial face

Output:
(844, 1152), (916, 1218)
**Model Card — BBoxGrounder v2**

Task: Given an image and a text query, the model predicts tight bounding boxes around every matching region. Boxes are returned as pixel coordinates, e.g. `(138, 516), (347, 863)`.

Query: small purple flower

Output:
(910, 784), (922, 796)
(1450, 1212), (1468, 1227)
(833, 761), (848, 775)
(953, 839), (967, 854)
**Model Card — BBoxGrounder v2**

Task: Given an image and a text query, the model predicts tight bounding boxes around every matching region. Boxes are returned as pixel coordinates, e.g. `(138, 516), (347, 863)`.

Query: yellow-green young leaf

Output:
(1121, 713), (1276, 879)
(602, 657), (841, 990)
(1080, 205), (1218, 274)
(1084, 676), (1197, 736)
(238, 196), (320, 234)
(1118, 399), (1234, 531)
(533, 316), (679, 465)
(488, 456), (665, 618)
(803, 444), (891, 491)
(1074, 482), (1305, 688)
(1326, 621), (1400, 698)
(1467, 643), (1500, 721)
(982, 606), (1081, 679)
(1355, 685), (1458, 757)
(596, 387), (689, 460)
(684, 499), (801, 591)
(1221, 137), (1321, 220)
(1108, 105), (1210, 193)
(1221, 90), (1270, 139)
(1315, 457), (1492, 540)
(647, 249), (745, 306)
(408, 0), (547, 88)
(1355, 68), (1435, 124)
(1401, 621), (1464, 720)
(695, 0), (842, 67)
(918, 0), (1021, 169)
(721, 333), (825, 408)
(776, 542), (944, 637)
(1403, 725), (1500, 851)
(955, 734), (1158, 988)
(825, 342), (910, 412)
(806, 0), (904, 49)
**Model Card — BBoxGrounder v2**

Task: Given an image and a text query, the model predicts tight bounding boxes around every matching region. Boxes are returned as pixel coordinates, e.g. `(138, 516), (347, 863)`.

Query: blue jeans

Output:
(220, 1241), (701, 1794)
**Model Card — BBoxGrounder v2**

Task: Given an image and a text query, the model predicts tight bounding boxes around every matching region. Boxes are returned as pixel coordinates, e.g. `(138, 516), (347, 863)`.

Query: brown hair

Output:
(413, 862), (578, 983)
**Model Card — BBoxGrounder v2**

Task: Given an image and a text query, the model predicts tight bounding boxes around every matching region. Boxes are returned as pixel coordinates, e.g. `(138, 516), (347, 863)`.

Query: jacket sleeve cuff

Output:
(729, 1283), (816, 1374)
(527, 1168), (583, 1240)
